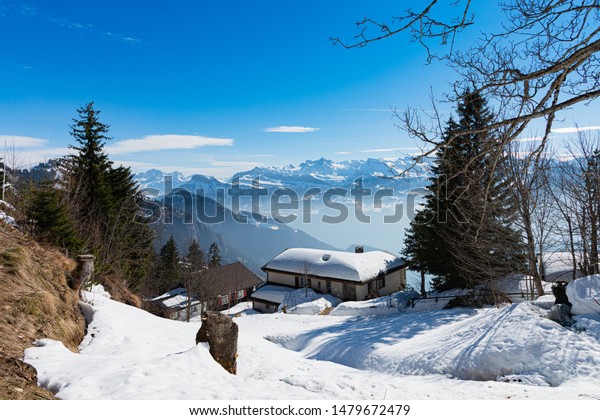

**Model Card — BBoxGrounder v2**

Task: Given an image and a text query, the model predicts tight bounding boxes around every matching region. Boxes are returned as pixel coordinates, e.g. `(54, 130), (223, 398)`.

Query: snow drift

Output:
(271, 301), (600, 387)
(567, 275), (600, 315)
(24, 287), (600, 399)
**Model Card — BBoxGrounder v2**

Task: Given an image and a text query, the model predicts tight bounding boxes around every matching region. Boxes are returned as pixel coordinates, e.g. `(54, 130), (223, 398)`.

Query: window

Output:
(317, 281), (321, 290)
(376, 276), (386, 289)
(238, 290), (245, 299)
(221, 294), (229, 305)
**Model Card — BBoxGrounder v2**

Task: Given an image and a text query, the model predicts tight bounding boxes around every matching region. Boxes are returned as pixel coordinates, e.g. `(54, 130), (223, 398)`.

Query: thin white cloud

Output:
(115, 159), (264, 179)
(107, 134), (234, 155)
(103, 31), (142, 44)
(19, 147), (71, 167)
(264, 126), (320, 133)
(335, 151), (352, 155)
(0, 135), (49, 148)
(551, 125), (600, 134)
(233, 154), (274, 158)
(113, 160), (195, 174)
(360, 147), (420, 153)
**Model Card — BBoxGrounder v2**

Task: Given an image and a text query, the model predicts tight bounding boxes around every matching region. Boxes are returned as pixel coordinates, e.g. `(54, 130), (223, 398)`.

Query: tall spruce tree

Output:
(63, 102), (113, 220)
(59, 103), (154, 289)
(157, 235), (181, 291)
(207, 242), (222, 267)
(403, 91), (524, 293)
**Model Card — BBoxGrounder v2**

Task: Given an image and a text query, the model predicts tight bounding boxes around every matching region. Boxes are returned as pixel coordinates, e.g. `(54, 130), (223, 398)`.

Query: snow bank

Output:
(567, 275), (600, 315)
(330, 290), (420, 316)
(272, 301), (600, 387)
(219, 301), (258, 317)
(280, 288), (341, 315)
(24, 287), (600, 399)
(0, 209), (16, 226)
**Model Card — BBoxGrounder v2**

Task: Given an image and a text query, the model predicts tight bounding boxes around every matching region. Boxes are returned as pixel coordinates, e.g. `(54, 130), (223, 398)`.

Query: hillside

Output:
(0, 226), (85, 400)
(153, 192), (336, 275)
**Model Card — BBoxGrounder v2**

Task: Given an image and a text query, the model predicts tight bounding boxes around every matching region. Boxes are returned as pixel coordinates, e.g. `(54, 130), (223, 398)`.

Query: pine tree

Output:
(59, 102), (155, 289)
(207, 242), (222, 267)
(157, 235), (181, 291)
(181, 239), (207, 321)
(185, 239), (205, 271)
(63, 102), (113, 220)
(25, 180), (82, 254)
(403, 91), (525, 293)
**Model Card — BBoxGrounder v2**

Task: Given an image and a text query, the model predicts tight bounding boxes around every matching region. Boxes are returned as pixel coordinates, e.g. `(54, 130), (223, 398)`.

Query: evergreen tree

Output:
(181, 239), (207, 321)
(157, 235), (181, 291)
(185, 239), (205, 270)
(207, 242), (222, 267)
(403, 91), (525, 293)
(25, 180), (82, 254)
(59, 102), (155, 289)
(62, 102), (113, 220)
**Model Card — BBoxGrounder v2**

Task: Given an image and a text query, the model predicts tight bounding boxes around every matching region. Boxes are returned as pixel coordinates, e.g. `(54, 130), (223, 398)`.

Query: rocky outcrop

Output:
(195, 312), (238, 374)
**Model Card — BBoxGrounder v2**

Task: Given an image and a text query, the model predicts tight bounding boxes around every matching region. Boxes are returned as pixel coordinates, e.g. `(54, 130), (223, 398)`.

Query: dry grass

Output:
(0, 225), (85, 400)
(100, 274), (142, 308)
(318, 306), (334, 315)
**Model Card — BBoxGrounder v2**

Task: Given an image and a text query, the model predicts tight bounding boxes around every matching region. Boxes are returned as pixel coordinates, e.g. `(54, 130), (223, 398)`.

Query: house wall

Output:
(266, 268), (406, 302)
(267, 271), (297, 287)
(355, 283), (369, 300)
(171, 302), (204, 321)
(379, 269), (406, 296)
(330, 281), (344, 300)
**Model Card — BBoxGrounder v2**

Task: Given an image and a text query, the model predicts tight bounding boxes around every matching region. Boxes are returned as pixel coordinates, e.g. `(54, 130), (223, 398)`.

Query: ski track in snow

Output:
(24, 290), (600, 400)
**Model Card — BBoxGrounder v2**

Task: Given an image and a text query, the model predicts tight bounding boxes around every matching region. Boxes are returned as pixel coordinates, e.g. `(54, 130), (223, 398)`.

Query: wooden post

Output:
(70, 254), (95, 292)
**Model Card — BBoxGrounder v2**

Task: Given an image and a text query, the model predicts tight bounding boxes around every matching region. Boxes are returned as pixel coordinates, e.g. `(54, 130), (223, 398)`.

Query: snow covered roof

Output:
(251, 284), (296, 304)
(162, 292), (201, 310)
(150, 288), (186, 302)
(262, 248), (407, 283)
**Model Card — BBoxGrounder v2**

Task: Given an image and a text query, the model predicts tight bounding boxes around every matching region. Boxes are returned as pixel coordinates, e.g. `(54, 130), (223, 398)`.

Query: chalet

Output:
(151, 262), (263, 320)
(251, 247), (407, 313)
(208, 261), (264, 308)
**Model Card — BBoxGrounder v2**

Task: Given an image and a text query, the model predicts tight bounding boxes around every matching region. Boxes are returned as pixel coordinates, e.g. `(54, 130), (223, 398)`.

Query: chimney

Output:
(354, 246), (364, 254)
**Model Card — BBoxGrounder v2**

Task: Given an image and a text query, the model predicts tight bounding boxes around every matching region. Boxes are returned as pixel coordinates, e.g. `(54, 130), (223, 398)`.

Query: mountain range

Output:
(134, 156), (430, 196)
(137, 157), (432, 275)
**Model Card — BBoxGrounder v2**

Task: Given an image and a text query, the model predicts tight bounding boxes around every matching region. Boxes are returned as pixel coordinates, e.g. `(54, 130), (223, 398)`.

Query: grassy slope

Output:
(0, 225), (85, 399)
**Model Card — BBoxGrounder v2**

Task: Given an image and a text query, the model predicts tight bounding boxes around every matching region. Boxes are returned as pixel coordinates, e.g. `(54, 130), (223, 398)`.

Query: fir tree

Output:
(185, 239), (205, 271)
(403, 91), (525, 293)
(25, 180), (82, 254)
(63, 102), (113, 220)
(59, 103), (155, 289)
(158, 235), (181, 291)
(207, 242), (222, 267)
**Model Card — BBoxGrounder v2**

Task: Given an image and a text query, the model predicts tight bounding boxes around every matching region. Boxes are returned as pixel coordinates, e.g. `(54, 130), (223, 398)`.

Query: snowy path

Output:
(24, 291), (600, 399)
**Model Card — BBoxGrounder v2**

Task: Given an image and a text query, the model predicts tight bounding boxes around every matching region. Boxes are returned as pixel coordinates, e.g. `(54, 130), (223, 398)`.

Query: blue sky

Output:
(1, 1), (599, 178)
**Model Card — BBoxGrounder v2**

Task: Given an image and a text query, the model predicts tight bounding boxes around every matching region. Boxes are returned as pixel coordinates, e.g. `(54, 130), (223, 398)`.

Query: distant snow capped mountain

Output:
(134, 157), (430, 195)
(134, 169), (190, 194)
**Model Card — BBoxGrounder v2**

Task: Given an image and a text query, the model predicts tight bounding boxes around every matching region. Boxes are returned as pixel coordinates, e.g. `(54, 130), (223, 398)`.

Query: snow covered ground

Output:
(24, 288), (600, 400)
